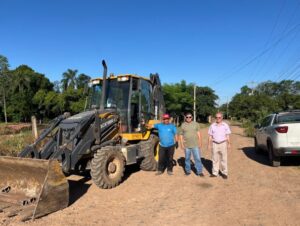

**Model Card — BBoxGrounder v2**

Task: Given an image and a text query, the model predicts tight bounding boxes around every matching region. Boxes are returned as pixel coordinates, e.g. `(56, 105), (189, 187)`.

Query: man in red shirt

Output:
(154, 113), (178, 175)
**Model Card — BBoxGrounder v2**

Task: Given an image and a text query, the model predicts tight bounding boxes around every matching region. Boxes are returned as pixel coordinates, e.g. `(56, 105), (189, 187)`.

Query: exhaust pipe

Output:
(100, 60), (107, 111)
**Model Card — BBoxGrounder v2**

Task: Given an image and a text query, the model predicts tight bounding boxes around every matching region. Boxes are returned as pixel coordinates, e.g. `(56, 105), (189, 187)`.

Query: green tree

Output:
(0, 58), (94, 122)
(77, 73), (91, 90)
(229, 80), (300, 123)
(255, 80), (300, 111)
(163, 81), (193, 118)
(0, 55), (10, 123)
(162, 80), (218, 122)
(195, 86), (218, 121)
(11, 65), (31, 93)
(61, 69), (78, 91)
(8, 65), (53, 121)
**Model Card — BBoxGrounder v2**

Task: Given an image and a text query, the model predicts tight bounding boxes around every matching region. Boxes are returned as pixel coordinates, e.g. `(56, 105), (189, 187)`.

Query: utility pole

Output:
(193, 84), (196, 122)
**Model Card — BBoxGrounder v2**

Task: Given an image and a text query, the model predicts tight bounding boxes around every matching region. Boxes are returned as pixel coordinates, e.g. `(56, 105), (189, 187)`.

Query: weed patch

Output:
(0, 131), (34, 156)
(241, 120), (255, 137)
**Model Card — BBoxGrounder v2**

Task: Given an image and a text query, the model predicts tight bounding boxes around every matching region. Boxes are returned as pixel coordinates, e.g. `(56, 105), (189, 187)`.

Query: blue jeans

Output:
(185, 147), (203, 174)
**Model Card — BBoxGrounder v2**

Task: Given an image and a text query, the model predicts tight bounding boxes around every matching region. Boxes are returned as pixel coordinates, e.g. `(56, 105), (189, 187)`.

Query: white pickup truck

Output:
(254, 110), (300, 166)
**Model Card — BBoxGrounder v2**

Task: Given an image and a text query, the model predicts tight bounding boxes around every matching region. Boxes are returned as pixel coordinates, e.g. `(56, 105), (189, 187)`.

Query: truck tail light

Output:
(275, 126), (288, 133)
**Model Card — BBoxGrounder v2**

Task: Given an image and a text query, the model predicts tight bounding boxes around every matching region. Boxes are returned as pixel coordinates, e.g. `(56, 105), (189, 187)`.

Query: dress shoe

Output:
(155, 171), (163, 175)
(221, 174), (228, 179)
(197, 173), (205, 177)
(167, 171), (173, 175)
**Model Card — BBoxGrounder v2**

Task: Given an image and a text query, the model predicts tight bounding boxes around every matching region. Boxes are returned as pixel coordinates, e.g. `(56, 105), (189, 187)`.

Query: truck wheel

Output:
(254, 138), (262, 154)
(91, 147), (125, 189)
(268, 142), (280, 167)
(140, 135), (159, 171)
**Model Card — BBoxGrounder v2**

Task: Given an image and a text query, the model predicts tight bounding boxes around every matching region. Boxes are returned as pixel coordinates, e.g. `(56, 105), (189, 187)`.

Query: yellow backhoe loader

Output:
(0, 60), (165, 221)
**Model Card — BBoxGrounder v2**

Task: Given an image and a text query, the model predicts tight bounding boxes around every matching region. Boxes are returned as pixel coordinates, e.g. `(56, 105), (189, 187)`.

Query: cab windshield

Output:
(89, 84), (102, 109)
(88, 79), (130, 111)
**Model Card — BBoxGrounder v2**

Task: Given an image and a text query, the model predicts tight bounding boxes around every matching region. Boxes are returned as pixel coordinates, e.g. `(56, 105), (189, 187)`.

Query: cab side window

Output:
(130, 78), (140, 131)
(140, 79), (152, 123)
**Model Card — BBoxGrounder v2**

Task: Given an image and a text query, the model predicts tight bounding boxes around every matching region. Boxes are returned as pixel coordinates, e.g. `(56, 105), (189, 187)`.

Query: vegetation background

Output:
(1, 54), (300, 139)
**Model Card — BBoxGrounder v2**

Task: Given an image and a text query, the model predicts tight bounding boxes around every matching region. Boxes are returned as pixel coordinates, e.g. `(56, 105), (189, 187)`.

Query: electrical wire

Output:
(264, 0), (300, 81)
(276, 60), (300, 81)
(250, 0), (287, 81)
(210, 23), (300, 87)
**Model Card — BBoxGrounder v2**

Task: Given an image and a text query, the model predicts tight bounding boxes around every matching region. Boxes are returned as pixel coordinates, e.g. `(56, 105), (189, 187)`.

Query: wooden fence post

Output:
(31, 116), (38, 140)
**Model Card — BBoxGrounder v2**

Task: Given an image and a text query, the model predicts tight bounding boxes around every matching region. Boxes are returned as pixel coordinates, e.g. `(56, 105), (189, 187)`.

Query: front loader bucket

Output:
(0, 156), (69, 221)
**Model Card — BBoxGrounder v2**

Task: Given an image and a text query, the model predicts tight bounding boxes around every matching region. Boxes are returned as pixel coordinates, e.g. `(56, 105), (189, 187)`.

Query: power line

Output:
(286, 66), (300, 80)
(275, 45), (300, 81)
(271, 30), (300, 81)
(251, 0), (287, 81)
(210, 23), (300, 87)
(276, 60), (300, 81)
(290, 70), (300, 81)
(262, 0), (300, 81)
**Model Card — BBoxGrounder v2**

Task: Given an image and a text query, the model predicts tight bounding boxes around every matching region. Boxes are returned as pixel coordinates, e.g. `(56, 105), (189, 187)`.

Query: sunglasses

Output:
(186, 116), (192, 119)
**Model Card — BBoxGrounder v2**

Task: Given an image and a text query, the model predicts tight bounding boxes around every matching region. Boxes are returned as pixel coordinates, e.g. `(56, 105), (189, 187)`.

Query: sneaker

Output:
(210, 174), (217, 177)
(221, 174), (228, 179)
(167, 171), (173, 175)
(155, 171), (163, 175)
(185, 172), (191, 176)
(197, 173), (205, 177)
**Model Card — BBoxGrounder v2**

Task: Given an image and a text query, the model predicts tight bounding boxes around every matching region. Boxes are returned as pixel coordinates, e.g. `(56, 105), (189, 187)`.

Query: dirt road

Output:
(1, 125), (300, 226)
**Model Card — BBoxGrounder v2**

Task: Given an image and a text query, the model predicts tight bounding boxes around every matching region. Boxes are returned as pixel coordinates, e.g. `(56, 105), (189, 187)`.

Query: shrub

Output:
(241, 120), (255, 137)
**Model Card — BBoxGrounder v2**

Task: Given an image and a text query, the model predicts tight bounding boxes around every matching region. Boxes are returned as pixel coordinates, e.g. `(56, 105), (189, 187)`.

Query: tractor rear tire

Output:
(140, 135), (159, 171)
(91, 146), (125, 189)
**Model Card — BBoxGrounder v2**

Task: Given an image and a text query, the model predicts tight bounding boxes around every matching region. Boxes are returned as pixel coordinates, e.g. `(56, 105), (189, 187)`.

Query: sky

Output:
(1, 0), (300, 104)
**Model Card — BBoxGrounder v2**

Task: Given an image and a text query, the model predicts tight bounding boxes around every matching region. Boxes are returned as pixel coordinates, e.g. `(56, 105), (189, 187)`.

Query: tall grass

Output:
(241, 120), (255, 137)
(0, 125), (34, 156)
(0, 123), (31, 135)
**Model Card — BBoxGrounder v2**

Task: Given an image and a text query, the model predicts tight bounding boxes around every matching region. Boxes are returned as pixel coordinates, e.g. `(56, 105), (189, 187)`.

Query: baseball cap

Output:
(162, 113), (170, 119)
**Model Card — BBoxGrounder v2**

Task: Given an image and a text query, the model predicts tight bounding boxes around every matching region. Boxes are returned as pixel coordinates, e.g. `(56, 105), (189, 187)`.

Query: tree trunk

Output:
(2, 90), (7, 123)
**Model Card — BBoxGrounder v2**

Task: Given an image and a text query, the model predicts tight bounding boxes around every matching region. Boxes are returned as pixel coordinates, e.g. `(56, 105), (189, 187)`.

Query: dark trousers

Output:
(158, 145), (175, 172)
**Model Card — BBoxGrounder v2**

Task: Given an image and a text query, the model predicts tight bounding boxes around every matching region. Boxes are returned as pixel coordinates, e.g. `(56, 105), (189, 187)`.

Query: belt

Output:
(213, 140), (226, 144)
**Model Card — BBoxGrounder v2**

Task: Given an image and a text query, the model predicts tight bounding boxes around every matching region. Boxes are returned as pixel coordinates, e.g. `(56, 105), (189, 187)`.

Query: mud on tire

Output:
(140, 135), (159, 171)
(91, 146), (125, 189)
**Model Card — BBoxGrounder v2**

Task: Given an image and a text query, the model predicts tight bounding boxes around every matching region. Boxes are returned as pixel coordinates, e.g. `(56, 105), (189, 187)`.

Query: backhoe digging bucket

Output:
(0, 157), (69, 221)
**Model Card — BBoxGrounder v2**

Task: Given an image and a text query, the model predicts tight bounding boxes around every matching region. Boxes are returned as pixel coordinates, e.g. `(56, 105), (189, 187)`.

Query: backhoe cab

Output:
(0, 60), (165, 221)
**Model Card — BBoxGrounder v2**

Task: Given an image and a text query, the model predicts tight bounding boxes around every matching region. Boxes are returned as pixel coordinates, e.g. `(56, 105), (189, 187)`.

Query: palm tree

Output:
(0, 55), (10, 123)
(61, 69), (78, 91)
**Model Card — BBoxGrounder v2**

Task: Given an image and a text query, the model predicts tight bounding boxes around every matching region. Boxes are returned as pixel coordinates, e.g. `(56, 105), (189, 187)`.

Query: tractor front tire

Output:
(140, 135), (159, 171)
(91, 146), (125, 189)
